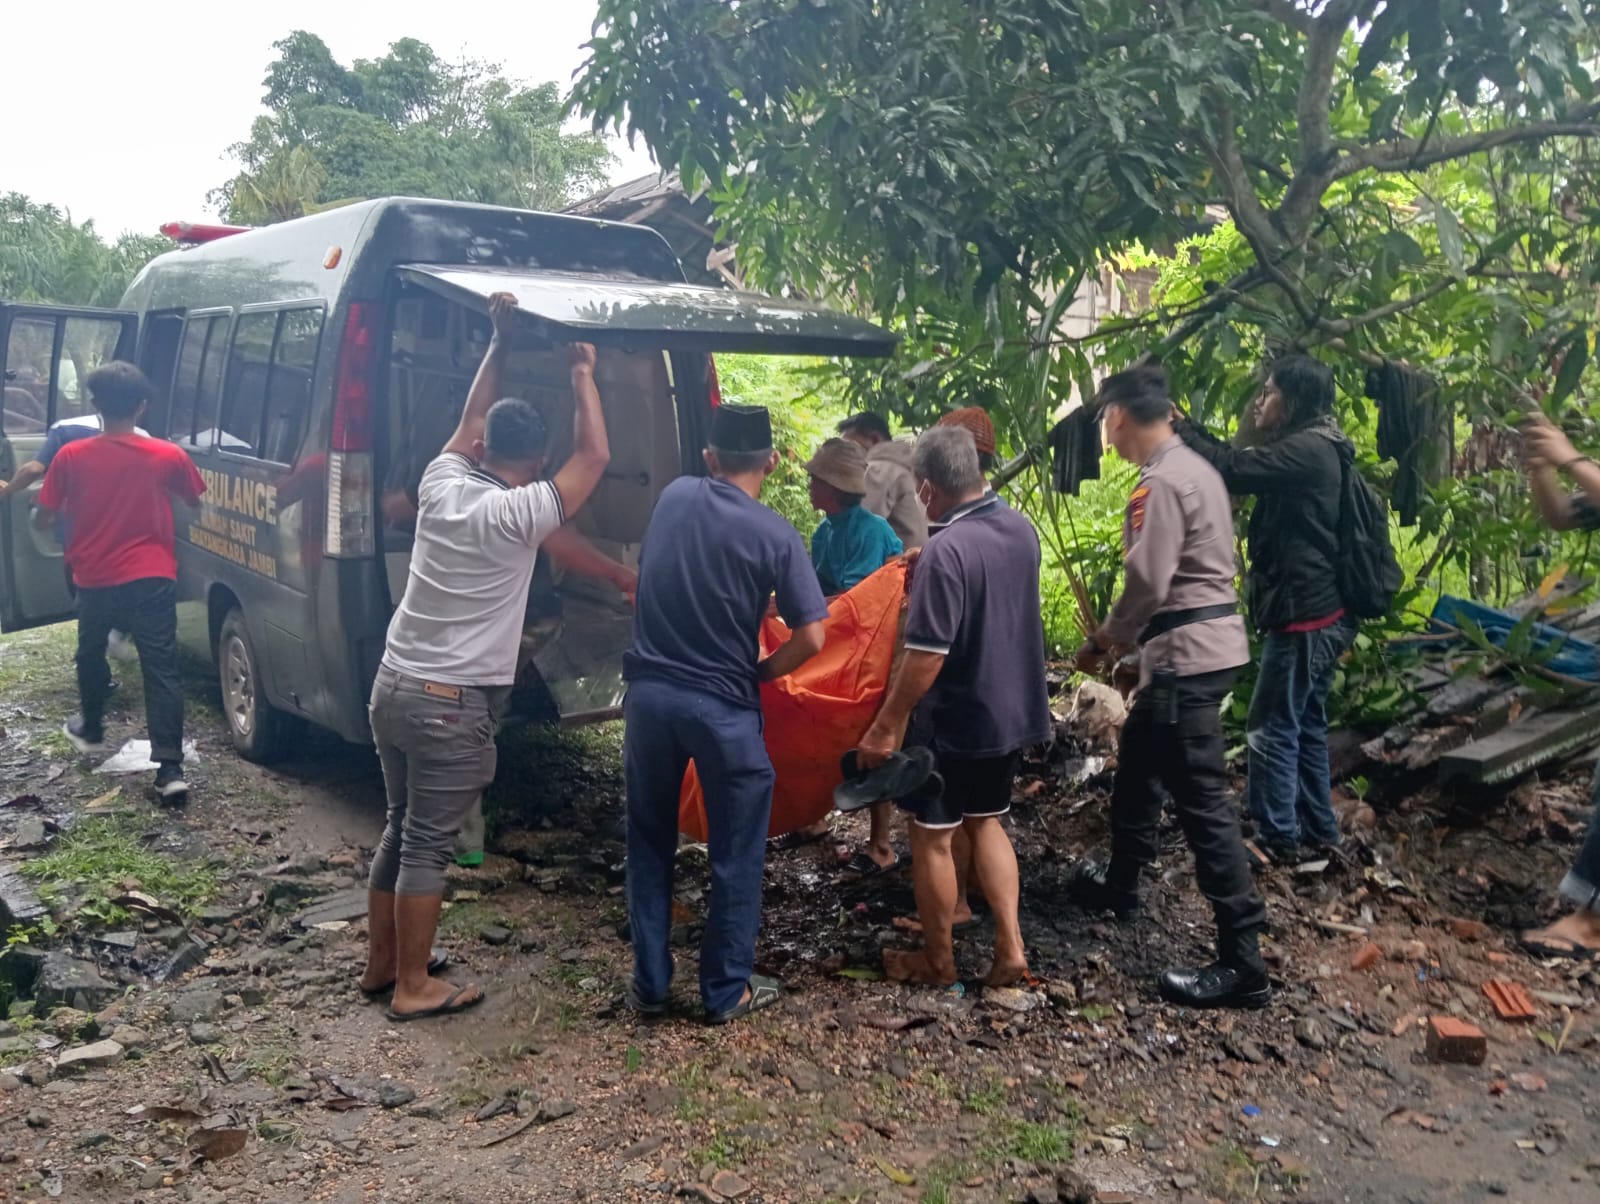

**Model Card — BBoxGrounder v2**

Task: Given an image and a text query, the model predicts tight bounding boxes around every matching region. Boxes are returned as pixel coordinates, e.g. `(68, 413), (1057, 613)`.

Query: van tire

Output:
(218, 608), (292, 763)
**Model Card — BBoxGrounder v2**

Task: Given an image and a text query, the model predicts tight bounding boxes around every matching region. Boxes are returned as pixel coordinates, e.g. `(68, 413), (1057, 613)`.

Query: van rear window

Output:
(262, 309), (323, 464)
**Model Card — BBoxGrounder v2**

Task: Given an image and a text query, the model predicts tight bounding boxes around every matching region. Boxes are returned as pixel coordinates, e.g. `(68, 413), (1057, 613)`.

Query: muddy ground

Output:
(0, 622), (1596, 1204)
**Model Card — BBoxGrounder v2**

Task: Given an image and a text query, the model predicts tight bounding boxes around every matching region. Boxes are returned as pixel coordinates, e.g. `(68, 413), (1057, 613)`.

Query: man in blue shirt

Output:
(623, 405), (829, 1023)
(807, 438), (904, 595)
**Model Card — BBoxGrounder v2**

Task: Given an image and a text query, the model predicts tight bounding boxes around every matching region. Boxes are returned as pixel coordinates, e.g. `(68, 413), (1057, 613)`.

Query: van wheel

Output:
(218, 608), (292, 762)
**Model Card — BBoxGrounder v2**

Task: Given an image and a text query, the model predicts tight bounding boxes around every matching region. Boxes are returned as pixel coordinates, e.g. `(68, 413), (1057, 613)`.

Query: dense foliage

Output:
(213, 33), (615, 224)
(0, 194), (168, 307)
(574, 0), (1600, 653)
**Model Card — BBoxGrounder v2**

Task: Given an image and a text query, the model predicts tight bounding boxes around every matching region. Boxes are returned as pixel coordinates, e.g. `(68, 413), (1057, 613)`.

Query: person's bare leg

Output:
(899, 828), (973, 932)
(360, 889), (398, 991)
(952, 826), (975, 920)
(883, 824), (958, 986)
(1523, 908), (1600, 952)
(391, 892), (481, 1015)
(965, 816), (1027, 986)
(864, 803), (898, 867)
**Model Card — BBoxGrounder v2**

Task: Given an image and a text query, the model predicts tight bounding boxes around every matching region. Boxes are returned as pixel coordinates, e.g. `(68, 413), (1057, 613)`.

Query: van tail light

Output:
(707, 355), (722, 407)
(326, 302), (378, 558)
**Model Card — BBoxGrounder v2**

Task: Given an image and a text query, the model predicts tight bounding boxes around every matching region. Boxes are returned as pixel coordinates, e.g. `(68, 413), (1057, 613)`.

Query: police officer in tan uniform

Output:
(1071, 364), (1271, 1010)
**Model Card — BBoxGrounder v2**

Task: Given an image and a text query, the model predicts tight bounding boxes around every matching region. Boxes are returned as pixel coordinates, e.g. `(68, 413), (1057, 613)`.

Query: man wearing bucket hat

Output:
(806, 437), (904, 596)
(776, 438), (906, 872)
(622, 404), (830, 1024)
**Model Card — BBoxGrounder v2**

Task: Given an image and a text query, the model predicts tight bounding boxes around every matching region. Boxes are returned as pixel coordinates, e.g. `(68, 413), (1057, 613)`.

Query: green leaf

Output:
(1356, 2), (1407, 80)
(1550, 332), (1588, 408)
(1435, 206), (1466, 275)
(1218, 322), (1241, 361)
(835, 967), (884, 981)
(1380, 230), (1426, 267)
(1490, 313), (1522, 365)
(1366, 94), (1404, 142)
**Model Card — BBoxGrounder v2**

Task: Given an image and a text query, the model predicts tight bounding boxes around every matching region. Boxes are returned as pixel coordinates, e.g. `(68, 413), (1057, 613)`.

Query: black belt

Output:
(1139, 603), (1237, 646)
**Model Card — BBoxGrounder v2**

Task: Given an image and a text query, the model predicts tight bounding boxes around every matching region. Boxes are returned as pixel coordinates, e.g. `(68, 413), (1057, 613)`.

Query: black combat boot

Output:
(1067, 861), (1141, 920)
(1158, 926), (1271, 1009)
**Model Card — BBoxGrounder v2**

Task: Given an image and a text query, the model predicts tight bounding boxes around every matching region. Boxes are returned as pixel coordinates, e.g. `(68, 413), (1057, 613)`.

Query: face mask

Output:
(916, 480), (934, 514)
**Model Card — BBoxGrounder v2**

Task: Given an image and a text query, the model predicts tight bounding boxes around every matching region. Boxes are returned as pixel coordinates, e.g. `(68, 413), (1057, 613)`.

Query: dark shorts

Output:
(903, 751), (1020, 829)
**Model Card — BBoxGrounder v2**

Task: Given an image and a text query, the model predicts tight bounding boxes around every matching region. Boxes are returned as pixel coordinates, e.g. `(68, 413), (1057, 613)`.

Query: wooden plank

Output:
(1549, 598), (1600, 632)
(1426, 675), (1513, 721)
(1506, 576), (1591, 618)
(1438, 705), (1600, 786)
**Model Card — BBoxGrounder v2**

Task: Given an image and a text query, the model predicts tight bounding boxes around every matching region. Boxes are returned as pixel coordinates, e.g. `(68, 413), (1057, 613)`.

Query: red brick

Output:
(1426, 1016), (1487, 1064)
(1448, 918), (1490, 942)
(1483, 979), (1537, 1023)
(1350, 942), (1384, 971)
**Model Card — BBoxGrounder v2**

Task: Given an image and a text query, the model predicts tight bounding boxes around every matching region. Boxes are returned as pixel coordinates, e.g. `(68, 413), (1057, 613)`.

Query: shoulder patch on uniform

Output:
(1128, 485), (1151, 532)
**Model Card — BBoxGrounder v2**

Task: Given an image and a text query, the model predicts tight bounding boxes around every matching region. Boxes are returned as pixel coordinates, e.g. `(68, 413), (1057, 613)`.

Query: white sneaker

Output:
(107, 630), (138, 662)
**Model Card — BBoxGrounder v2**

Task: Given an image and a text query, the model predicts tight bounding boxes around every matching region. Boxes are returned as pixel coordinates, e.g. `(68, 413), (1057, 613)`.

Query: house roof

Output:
(564, 171), (737, 288)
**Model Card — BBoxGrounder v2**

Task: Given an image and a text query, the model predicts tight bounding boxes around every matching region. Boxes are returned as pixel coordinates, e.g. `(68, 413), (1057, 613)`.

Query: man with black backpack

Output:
(1177, 356), (1388, 866)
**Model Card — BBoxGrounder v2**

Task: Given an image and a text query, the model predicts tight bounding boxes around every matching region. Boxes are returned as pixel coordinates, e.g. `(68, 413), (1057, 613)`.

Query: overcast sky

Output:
(2, 2), (657, 238)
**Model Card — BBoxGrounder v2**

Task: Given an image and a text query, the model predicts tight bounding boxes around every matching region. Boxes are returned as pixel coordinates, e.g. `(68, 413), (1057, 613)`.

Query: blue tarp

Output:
(1427, 595), (1600, 682)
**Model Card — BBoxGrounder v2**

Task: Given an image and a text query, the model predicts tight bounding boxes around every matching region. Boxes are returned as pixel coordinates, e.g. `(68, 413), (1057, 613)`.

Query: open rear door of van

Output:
(393, 265), (898, 358)
(395, 265), (897, 726)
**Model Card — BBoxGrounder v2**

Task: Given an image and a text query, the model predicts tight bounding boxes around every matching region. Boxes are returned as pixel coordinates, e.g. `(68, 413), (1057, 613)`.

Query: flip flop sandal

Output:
(834, 748), (938, 812)
(839, 851), (907, 879)
(770, 827), (829, 852)
(706, 974), (782, 1025)
(360, 949), (451, 997)
(386, 983), (485, 1023)
(1518, 935), (1600, 961)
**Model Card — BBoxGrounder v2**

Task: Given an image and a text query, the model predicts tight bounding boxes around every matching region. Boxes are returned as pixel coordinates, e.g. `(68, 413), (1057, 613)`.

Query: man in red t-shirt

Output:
(35, 362), (206, 801)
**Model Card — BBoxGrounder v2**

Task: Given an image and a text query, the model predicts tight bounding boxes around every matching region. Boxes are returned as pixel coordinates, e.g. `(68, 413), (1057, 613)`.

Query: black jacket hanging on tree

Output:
(1364, 361), (1450, 527)
(1049, 406), (1103, 496)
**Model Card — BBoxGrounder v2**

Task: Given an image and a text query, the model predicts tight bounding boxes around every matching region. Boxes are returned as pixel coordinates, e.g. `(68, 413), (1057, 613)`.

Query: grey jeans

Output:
(368, 665), (509, 896)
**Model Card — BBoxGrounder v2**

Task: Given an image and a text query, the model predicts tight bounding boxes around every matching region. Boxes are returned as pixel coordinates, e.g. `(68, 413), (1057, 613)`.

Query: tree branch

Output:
(1278, 0), (1359, 238)
(1332, 105), (1600, 181)
(1247, 0), (1315, 34)
(1317, 253), (1493, 336)
(1206, 105), (1288, 260)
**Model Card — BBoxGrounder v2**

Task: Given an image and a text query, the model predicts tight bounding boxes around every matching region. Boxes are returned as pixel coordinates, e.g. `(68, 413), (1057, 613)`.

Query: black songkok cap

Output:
(709, 404), (773, 452)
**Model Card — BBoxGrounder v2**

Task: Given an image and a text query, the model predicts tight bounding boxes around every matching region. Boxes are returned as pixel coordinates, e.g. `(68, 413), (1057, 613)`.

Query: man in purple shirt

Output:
(856, 425), (1051, 988)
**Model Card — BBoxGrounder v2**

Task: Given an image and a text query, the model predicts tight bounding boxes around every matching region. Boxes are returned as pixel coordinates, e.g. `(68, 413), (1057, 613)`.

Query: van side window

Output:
(139, 312), (185, 436)
(192, 315), (231, 448)
(169, 314), (229, 447)
(262, 308), (323, 464)
(220, 313), (277, 452)
(56, 317), (125, 423)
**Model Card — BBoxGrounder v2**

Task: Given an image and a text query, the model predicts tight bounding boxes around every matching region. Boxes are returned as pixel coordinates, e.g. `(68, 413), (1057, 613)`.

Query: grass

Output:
(918, 1157), (979, 1204)
(20, 815), (218, 927)
(961, 1078), (1007, 1116)
(672, 1060), (716, 1122)
(998, 1121), (1075, 1164)
(241, 1043), (300, 1088)
(912, 1095), (1082, 1202)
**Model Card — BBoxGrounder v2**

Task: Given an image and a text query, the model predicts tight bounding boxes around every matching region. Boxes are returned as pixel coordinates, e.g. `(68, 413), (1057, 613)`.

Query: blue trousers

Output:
(1245, 617), (1356, 850)
(1563, 763), (1600, 913)
(624, 677), (775, 1017)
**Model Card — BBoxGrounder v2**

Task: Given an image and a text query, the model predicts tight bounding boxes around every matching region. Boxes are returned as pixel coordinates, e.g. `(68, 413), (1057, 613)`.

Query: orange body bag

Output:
(677, 561), (906, 841)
